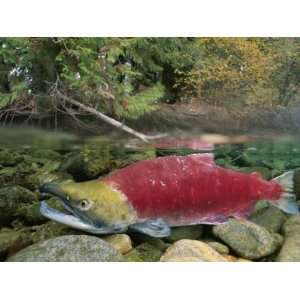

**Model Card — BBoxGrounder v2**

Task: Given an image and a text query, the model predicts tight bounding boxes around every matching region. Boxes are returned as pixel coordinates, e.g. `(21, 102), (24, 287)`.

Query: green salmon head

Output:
(39, 180), (138, 234)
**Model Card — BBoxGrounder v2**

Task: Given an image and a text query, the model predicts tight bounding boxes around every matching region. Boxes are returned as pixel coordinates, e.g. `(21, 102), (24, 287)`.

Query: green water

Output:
(1, 127), (300, 180)
(1, 127), (300, 262)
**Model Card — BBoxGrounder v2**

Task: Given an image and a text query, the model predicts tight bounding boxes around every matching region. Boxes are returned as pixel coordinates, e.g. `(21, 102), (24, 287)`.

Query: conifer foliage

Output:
(1, 38), (300, 119)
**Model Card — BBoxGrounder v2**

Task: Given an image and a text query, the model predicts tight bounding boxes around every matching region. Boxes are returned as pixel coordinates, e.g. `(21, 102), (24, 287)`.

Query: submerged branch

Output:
(56, 91), (166, 142)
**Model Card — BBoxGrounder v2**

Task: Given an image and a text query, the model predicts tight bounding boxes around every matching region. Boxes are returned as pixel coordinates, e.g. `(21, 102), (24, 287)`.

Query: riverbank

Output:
(2, 102), (300, 139)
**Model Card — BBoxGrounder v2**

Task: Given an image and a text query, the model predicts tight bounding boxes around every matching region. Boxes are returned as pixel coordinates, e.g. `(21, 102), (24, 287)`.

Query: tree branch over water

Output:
(55, 90), (166, 142)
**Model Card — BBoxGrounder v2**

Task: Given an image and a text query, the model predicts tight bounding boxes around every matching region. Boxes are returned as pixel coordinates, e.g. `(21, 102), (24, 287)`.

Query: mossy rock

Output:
(206, 241), (230, 255)
(125, 242), (163, 262)
(249, 203), (288, 233)
(30, 149), (62, 161)
(238, 167), (271, 180)
(213, 219), (280, 260)
(28, 221), (80, 244)
(0, 161), (52, 190)
(0, 186), (67, 228)
(0, 228), (32, 261)
(124, 250), (144, 262)
(0, 221), (79, 261)
(293, 169), (300, 200)
(165, 225), (203, 243)
(276, 215), (300, 261)
(0, 149), (24, 167)
(0, 186), (38, 227)
(0, 148), (63, 190)
(0, 170), (40, 190)
(129, 232), (169, 251)
(60, 146), (156, 181)
(15, 197), (66, 226)
(102, 234), (133, 254)
(156, 148), (200, 157)
(112, 149), (156, 169)
(7, 235), (124, 262)
(160, 239), (227, 262)
(59, 148), (113, 181)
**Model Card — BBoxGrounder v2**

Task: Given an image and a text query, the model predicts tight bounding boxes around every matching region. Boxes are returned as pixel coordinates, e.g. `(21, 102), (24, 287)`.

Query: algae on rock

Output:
(0, 186), (38, 227)
(276, 215), (300, 261)
(125, 242), (164, 262)
(165, 225), (203, 243)
(7, 235), (124, 262)
(60, 146), (156, 181)
(0, 221), (80, 261)
(213, 219), (280, 260)
(249, 203), (287, 233)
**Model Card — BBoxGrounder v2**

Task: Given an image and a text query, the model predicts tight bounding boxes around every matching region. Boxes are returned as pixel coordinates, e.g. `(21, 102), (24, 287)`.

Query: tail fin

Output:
(271, 171), (299, 214)
(272, 171), (294, 193)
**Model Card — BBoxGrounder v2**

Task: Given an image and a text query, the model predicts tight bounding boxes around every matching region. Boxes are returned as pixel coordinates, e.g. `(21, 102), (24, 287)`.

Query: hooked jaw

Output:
(40, 182), (68, 201)
(40, 182), (89, 221)
(39, 183), (128, 234)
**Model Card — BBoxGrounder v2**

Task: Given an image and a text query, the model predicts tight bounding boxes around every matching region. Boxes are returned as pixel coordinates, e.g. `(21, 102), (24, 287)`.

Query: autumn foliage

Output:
(1, 38), (300, 119)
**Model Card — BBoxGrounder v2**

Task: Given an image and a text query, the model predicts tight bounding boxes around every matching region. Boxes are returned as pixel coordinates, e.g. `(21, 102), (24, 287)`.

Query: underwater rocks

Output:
(0, 228), (32, 261)
(59, 148), (113, 181)
(0, 149), (24, 167)
(0, 186), (38, 227)
(0, 145), (67, 179)
(129, 233), (170, 252)
(238, 167), (272, 180)
(125, 242), (164, 262)
(30, 149), (62, 161)
(206, 241), (230, 255)
(0, 155), (64, 191)
(160, 239), (227, 262)
(165, 225), (203, 243)
(59, 147), (156, 181)
(293, 169), (300, 200)
(276, 215), (300, 261)
(0, 221), (79, 261)
(15, 197), (66, 226)
(7, 235), (124, 262)
(222, 254), (237, 262)
(236, 258), (252, 262)
(103, 234), (133, 254)
(0, 165), (39, 191)
(249, 203), (288, 233)
(212, 219), (280, 260)
(0, 185), (66, 228)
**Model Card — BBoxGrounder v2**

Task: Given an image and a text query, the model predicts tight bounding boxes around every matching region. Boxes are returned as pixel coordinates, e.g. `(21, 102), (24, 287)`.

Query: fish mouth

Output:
(39, 183), (126, 234)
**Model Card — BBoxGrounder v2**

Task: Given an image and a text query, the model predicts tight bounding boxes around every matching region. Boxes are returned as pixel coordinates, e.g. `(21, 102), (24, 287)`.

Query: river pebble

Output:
(276, 215), (300, 261)
(103, 234), (133, 254)
(7, 235), (124, 262)
(213, 219), (279, 260)
(206, 241), (230, 254)
(160, 239), (227, 262)
(165, 225), (203, 242)
(249, 204), (287, 233)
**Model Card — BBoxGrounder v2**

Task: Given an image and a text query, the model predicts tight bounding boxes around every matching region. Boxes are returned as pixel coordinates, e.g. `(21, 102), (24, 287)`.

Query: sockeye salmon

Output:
(40, 154), (298, 237)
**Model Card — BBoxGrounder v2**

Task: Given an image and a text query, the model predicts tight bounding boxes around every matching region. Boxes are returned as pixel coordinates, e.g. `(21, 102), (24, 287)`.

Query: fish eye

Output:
(79, 199), (90, 210)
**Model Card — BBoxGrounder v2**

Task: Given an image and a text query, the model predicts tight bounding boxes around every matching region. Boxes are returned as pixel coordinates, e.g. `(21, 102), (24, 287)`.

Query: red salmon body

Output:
(102, 154), (283, 226)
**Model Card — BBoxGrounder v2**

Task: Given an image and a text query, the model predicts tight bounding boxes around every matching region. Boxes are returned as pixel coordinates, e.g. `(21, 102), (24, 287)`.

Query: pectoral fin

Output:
(129, 218), (171, 237)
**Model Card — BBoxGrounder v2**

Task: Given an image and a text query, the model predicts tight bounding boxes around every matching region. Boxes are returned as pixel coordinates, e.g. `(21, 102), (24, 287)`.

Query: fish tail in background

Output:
(271, 171), (299, 214)
(273, 171), (294, 193)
